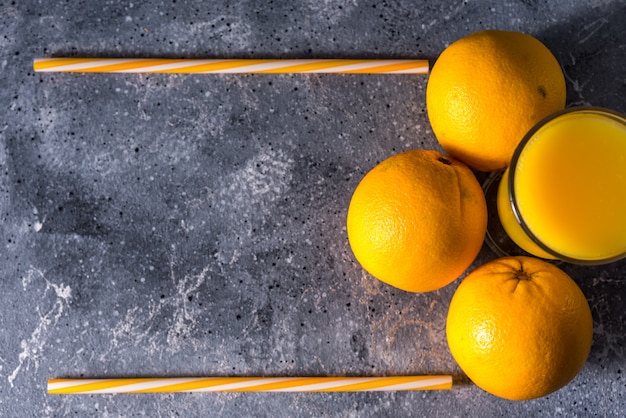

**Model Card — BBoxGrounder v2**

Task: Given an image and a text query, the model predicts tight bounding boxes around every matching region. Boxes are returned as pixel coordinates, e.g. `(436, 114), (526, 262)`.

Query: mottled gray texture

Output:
(1, 0), (624, 416)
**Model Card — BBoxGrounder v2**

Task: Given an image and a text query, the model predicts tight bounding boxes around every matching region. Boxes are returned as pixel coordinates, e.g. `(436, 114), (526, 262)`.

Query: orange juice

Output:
(497, 108), (626, 263)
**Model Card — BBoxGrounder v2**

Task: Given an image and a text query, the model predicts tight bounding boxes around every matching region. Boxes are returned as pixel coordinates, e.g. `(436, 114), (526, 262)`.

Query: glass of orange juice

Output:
(484, 107), (626, 265)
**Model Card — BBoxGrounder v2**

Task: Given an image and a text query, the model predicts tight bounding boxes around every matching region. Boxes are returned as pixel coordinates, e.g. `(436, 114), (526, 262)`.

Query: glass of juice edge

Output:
(486, 106), (626, 265)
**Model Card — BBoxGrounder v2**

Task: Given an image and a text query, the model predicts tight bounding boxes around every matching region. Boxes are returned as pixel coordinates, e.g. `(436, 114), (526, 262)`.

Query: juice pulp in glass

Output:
(497, 108), (626, 262)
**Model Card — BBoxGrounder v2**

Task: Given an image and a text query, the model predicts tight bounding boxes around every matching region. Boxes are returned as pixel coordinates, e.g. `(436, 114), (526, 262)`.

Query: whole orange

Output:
(446, 256), (593, 400)
(346, 150), (487, 293)
(426, 30), (566, 172)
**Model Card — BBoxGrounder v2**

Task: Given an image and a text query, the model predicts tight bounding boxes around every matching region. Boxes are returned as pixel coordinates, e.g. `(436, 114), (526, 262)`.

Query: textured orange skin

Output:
(446, 256), (593, 400)
(346, 150), (487, 292)
(426, 30), (566, 172)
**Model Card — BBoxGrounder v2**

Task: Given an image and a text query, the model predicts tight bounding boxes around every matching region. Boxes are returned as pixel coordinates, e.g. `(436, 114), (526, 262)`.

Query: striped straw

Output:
(48, 376), (452, 394)
(33, 58), (428, 74)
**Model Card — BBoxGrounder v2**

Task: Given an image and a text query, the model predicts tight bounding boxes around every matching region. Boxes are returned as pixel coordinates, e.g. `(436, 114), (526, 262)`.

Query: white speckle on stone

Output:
(9, 268), (72, 387)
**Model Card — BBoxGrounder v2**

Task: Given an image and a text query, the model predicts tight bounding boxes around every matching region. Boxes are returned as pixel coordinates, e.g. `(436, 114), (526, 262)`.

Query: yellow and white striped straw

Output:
(48, 376), (452, 394)
(33, 58), (428, 74)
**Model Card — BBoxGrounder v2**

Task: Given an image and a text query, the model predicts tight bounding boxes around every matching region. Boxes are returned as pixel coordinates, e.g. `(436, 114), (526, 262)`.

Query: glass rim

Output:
(508, 106), (626, 265)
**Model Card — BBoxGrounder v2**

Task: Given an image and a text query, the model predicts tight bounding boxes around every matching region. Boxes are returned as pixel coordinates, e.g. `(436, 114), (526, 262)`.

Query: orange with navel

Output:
(346, 149), (487, 293)
(446, 256), (593, 400)
(426, 30), (566, 171)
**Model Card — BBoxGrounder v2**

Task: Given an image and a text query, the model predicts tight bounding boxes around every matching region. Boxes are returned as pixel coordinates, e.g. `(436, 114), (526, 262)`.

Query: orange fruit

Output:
(346, 150), (487, 293)
(446, 256), (593, 400)
(426, 30), (566, 172)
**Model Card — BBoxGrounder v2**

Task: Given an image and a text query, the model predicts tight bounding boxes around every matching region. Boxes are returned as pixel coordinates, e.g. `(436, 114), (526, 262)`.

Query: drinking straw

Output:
(48, 375), (452, 394)
(33, 58), (428, 74)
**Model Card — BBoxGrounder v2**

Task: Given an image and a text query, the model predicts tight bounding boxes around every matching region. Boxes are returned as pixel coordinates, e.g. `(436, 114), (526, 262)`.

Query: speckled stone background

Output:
(1, 0), (625, 416)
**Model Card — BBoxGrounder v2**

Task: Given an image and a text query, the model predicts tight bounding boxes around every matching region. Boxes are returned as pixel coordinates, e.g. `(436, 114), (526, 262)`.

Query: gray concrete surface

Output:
(1, 0), (624, 416)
